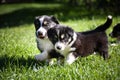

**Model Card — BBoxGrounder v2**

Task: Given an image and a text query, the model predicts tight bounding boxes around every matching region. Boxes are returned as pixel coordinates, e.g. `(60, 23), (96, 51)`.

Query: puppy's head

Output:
(47, 25), (77, 52)
(110, 23), (120, 39)
(34, 15), (59, 39)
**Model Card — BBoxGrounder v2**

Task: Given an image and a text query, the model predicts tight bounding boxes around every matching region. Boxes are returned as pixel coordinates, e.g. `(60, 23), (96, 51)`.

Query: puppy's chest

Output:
(37, 38), (54, 51)
(60, 47), (76, 57)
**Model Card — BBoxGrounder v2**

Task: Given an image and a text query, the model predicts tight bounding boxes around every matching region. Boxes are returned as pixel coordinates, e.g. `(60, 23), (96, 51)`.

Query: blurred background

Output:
(0, 0), (120, 28)
(0, 1), (120, 79)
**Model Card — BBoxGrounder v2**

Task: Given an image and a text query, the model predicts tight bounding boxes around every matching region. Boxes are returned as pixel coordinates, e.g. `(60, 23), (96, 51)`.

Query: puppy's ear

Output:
(34, 16), (40, 25)
(65, 27), (74, 37)
(34, 16), (40, 29)
(35, 16), (41, 19)
(51, 16), (59, 24)
(47, 28), (56, 39)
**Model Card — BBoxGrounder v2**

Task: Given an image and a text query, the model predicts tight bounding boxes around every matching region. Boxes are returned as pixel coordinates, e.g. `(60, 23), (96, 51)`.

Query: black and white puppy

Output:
(109, 23), (120, 42)
(47, 15), (112, 64)
(34, 15), (63, 64)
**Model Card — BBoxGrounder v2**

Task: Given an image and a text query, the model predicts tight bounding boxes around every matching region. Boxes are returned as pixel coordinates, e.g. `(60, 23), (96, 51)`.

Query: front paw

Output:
(34, 54), (45, 61)
(35, 52), (48, 61)
(35, 54), (40, 61)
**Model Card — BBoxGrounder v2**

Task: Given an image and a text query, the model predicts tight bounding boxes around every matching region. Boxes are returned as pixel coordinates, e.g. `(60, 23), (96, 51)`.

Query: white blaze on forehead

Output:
(39, 16), (45, 26)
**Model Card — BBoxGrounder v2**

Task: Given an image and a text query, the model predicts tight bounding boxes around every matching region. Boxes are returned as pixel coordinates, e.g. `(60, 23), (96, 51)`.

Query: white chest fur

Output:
(36, 38), (54, 51)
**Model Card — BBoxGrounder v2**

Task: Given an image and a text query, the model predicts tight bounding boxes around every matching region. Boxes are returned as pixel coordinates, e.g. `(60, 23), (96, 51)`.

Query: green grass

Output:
(0, 3), (120, 80)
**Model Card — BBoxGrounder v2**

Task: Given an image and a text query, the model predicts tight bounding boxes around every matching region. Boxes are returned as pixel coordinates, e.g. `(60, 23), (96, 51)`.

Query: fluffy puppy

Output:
(47, 15), (112, 64)
(34, 15), (63, 64)
(109, 23), (120, 41)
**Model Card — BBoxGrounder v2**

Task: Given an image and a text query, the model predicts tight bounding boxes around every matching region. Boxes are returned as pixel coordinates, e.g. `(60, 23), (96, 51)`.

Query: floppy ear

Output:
(35, 16), (41, 19)
(34, 16), (40, 25)
(47, 28), (56, 39)
(51, 16), (59, 24)
(34, 16), (40, 30)
(65, 27), (74, 37)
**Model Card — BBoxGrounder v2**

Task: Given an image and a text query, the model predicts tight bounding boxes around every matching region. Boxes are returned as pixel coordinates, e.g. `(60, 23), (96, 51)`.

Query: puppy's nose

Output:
(56, 46), (62, 50)
(38, 31), (43, 36)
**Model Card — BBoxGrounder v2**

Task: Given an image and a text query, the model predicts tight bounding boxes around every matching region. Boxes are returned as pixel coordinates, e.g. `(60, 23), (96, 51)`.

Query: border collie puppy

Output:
(34, 15), (63, 64)
(109, 23), (120, 42)
(47, 15), (112, 64)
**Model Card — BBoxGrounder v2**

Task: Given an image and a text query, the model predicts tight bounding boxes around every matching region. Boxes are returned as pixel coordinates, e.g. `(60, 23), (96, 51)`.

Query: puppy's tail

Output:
(95, 15), (112, 31)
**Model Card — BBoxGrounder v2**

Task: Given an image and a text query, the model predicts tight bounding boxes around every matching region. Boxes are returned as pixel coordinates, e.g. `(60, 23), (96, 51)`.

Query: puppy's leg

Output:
(66, 53), (77, 65)
(99, 48), (109, 60)
(98, 41), (109, 60)
(35, 51), (48, 61)
(102, 50), (109, 60)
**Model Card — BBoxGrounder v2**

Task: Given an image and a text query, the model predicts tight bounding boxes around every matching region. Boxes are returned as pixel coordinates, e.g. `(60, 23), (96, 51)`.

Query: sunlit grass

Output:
(0, 3), (120, 80)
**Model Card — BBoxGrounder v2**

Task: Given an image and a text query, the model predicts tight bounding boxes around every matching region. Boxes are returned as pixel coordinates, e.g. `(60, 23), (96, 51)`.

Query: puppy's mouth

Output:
(38, 36), (45, 39)
(37, 34), (47, 39)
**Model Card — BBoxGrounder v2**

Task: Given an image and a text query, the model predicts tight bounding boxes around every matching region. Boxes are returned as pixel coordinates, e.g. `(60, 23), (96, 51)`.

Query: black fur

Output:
(110, 23), (120, 40)
(48, 16), (112, 60)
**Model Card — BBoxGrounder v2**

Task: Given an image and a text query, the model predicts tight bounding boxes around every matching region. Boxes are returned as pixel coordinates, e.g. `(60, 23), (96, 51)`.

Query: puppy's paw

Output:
(34, 54), (40, 60)
(35, 52), (49, 61)
(35, 54), (44, 61)
(65, 59), (74, 65)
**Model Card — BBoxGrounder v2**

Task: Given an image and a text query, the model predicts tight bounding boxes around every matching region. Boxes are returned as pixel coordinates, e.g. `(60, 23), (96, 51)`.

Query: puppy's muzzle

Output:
(37, 31), (46, 39)
(56, 46), (62, 50)
(55, 42), (65, 51)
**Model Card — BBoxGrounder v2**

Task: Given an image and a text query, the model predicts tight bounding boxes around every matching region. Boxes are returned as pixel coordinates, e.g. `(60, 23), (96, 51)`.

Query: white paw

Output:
(35, 52), (48, 61)
(35, 54), (43, 61)
(66, 60), (74, 65)
(66, 53), (76, 65)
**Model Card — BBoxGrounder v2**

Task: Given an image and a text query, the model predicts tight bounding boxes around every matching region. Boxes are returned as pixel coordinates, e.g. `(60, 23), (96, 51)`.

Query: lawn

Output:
(0, 3), (120, 80)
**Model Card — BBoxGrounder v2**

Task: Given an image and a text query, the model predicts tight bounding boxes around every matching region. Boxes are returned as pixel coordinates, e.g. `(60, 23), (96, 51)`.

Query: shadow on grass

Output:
(0, 4), (119, 28)
(0, 55), (46, 70)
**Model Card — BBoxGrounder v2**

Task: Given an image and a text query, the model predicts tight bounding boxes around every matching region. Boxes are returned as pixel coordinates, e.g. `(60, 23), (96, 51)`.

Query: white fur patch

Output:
(108, 15), (112, 19)
(39, 16), (44, 25)
(68, 32), (77, 47)
(35, 51), (48, 61)
(66, 53), (76, 65)
(35, 38), (54, 61)
(36, 37), (54, 51)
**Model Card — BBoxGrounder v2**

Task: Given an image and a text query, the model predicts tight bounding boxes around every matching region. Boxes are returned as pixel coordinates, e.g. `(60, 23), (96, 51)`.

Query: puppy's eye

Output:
(43, 21), (48, 26)
(61, 34), (65, 39)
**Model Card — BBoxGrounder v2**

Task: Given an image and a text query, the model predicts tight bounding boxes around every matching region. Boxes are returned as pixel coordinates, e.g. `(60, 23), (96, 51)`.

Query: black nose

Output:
(56, 46), (61, 50)
(38, 31), (42, 36)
